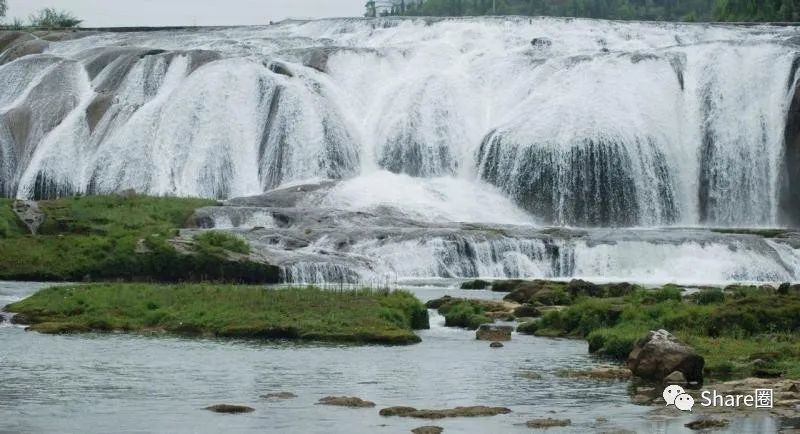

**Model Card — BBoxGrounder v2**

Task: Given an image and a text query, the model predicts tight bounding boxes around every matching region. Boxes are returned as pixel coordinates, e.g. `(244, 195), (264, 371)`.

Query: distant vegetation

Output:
(1, 5), (82, 29)
(28, 8), (82, 28)
(7, 285), (429, 344)
(368, 0), (799, 22)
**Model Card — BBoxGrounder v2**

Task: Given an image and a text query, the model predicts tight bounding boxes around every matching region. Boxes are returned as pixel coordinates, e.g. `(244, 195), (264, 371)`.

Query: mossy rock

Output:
(460, 279), (490, 290)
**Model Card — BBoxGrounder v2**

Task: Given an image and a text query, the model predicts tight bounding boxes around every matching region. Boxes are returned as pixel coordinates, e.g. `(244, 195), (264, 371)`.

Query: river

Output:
(0, 281), (782, 433)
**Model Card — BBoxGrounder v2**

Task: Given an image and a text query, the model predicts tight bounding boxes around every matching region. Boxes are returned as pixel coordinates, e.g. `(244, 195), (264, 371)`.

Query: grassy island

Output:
(0, 195), (279, 283)
(6, 284), (430, 345)
(518, 284), (800, 380)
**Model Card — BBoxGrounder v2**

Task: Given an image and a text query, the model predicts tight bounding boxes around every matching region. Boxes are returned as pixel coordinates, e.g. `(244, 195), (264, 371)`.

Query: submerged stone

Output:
(380, 405), (511, 419)
(317, 396), (375, 408)
(204, 404), (255, 414)
(526, 418), (571, 428)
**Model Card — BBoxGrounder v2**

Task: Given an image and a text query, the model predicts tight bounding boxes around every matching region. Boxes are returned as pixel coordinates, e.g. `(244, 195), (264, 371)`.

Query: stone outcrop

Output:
(204, 404), (255, 414)
(317, 396), (375, 408)
(627, 329), (704, 384)
(379, 405), (511, 419)
(12, 200), (44, 234)
(526, 418), (571, 428)
(261, 392), (297, 400)
(782, 62), (800, 227)
(476, 324), (512, 341)
(411, 427), (443, 434)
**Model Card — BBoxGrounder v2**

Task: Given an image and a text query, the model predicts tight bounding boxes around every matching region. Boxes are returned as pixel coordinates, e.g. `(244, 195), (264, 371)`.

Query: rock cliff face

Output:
(781, 58), (800, 227)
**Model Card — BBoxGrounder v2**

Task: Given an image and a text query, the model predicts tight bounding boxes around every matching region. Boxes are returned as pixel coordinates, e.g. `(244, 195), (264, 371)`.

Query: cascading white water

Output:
(4, 18), (800, 285)
(2, 18), (800, 228)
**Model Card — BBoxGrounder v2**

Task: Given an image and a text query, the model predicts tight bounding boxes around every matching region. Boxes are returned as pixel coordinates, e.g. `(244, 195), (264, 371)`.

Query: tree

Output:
(0, 0), (7, 19)
(29, 8), (82, 28)
(365, 1), (378, 17)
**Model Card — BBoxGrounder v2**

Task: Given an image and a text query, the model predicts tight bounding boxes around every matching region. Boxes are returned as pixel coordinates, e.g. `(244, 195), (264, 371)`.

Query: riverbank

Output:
(4, 284), (429, 345)
(454, 279), (800, 381)
(0, 195), (279, 283)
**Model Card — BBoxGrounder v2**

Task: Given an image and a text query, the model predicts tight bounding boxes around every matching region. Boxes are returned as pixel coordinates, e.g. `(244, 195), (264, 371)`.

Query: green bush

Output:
(29, 8), (82, 28)
(438, 300), (491, 330)
(648, 285), (683, 303)
(587, 325), (643, 358)
(697, 288), (725, 305)
(516, 320), (539, 334)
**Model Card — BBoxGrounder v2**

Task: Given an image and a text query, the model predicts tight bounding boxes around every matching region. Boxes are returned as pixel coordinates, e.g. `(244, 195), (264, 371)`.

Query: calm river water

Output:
(0, 281), (782, 433)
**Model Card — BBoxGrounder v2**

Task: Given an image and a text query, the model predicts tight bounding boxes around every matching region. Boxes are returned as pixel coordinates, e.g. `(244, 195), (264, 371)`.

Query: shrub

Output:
(516, 320), (539, 334)
(644, 285), (683, 303)
(29, 8), (82, 29)
(587, 325), (644, 358)
(438, 300), (491, 330)
(697, 288), (725, 305)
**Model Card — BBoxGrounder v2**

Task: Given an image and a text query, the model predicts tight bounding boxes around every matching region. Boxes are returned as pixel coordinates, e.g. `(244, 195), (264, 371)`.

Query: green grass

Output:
(7, 284), (429, 345)
(522, 286), (800, 380)
(193, 231), (250, 255)
(0, 199), (25, 238)
(0, 195), (278, 282)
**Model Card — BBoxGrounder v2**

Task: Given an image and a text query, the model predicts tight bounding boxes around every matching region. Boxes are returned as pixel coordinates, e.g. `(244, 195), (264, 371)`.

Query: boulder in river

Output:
(530, 37), (553, 48)
(204, 404), (255, 414)
(10, 313), (31, 325)
(476, 324), (512, 341)
(685, 418), (730, 430)
(489, 341), (504, 348)
(627, 329), (704, 384)
(261, 392), (297, 400)
(526, 418), (571, 428)
(411, 427), (443, 434)
(558, 365), (632, 380)
(380, 405), (511, 419)
(512, 304), (540, 318)
(567, 279), (603, 297)
(317, 396), (375, 408)
(460, 279), (490, 290)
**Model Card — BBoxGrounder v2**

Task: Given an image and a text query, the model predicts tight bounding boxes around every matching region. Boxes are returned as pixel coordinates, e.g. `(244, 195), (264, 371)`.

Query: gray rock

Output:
(530, 37), (552, 48)
(261, 392), (297, 400)
(627, 329), (704, 384)
(489, 341), (504, 348)
(476, 324), (512, 341)
(204, 404), (255, 414)
(0, 39), (50, 64)
(411, 427), (443, 434)
(664, 370), (688, 385)
(317, 396), (375, 408)
(526, 418), (571, 428)
(12, 200), (45, 235)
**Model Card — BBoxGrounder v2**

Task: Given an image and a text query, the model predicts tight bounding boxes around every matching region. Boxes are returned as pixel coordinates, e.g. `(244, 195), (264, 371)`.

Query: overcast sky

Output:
(7, 0), (366, 27)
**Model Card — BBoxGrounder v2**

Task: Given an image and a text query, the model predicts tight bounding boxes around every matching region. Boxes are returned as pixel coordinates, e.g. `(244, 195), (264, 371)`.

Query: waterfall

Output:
(1, 18), (800, 228)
